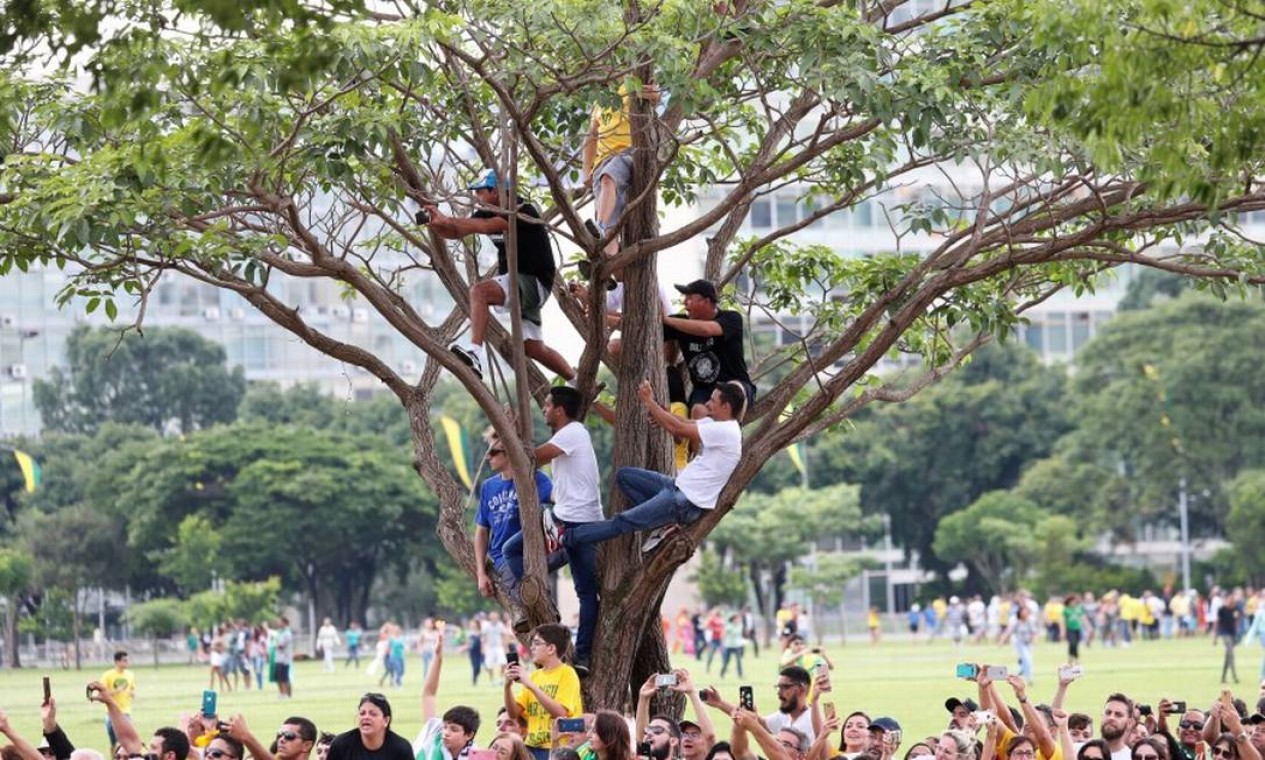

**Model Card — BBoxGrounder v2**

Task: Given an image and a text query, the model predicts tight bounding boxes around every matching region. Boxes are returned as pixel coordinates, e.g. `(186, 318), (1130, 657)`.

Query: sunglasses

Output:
(645, 727), (669, 736)
(277, 731), (300, 741)
(1135, 754), (1160, 760)
(1211, 749), (1234, 759)
(205, 751), (238, 760)
(1178, 721), (1203, 730)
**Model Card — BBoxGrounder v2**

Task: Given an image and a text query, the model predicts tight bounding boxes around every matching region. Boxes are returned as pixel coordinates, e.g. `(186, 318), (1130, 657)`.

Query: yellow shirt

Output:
(591, 98), (632, 169)
(516, 664), (582, 750)
(101, 667), (136, 713)
(996, 728), (1063, 760)
(1044, 601), (1064, 625)
(932, 598), (947, 620)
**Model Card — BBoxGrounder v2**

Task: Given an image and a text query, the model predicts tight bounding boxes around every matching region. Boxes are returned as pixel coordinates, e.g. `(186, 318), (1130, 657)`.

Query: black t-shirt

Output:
(471, 200), (556, 288)
(326, 729), (414, 760)
(1216, 604), (1239, 636)
(663, 309), (752, 388)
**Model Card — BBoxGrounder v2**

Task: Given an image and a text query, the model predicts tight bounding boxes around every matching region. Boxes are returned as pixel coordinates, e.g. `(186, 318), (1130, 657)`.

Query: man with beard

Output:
(766, 667), (815, 741)
(1156, 700), (1205, 760)
(640, 716), (681, 760)
(1099, 694), (1135, 760)
(945, 697), (980, 733)
(635, 669), (714, 760)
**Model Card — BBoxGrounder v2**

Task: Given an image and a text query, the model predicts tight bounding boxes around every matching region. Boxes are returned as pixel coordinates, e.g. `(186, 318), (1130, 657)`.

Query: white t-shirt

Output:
(606, 282), (672, 317)
(675, 418), (741, 509)
(482, 619), (507, 652)
(548, 421), (604, 523)
(1110, 746), (1131, 760)
(413, 717), (473, 760)
(766, 708), (815, 742)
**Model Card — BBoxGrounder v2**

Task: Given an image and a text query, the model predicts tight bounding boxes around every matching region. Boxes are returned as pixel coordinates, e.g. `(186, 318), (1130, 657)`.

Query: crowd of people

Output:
(6, 619), (1265, 760)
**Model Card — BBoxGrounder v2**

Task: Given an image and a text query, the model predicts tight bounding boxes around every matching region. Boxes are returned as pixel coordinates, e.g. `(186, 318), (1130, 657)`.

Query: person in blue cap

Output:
(424, 170), (575, 382)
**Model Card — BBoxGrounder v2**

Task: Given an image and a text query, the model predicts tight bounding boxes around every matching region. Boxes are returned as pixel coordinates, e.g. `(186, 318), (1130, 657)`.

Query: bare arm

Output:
(637, 381), (701, 444)
(807, 717), (840, 760)
(635, 675), (657, 739)
(474, 527), (493, 597)
(518, 674), (573, 718)
(226, 715), (273, 760)
(1007, 676), (1055, 758)
(0, 711), (44, 760)
(663, 315), (724, 338)
(675, 671), (717, 747)
(424, 207), (508, 240)
(581, 112), (599, 185)
(88, 682), (144, 756)
(422, 633), (445, 722)
(504, 667), (524, 722)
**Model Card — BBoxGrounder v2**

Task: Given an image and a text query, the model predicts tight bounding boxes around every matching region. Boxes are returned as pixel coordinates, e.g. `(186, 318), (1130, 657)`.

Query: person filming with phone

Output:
(503, 624), (582, 760)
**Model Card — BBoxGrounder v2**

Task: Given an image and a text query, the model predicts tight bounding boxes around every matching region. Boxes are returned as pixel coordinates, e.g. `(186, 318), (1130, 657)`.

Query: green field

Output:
(9, 636), (1263, 754)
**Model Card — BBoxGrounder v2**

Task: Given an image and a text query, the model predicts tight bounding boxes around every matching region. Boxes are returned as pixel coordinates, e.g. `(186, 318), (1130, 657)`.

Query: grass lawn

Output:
(7, 636), (1262, 755)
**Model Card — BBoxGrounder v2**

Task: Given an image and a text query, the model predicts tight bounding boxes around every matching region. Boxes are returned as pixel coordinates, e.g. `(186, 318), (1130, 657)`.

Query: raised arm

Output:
(88, 681), (143, 757)
(0, 710), (44, 760)
(41, 698), (75, 760)
(635, 675), (658, 739)
(422, 628), (445, 722)
(225, 714), (274, 760)
(637, 381), (700, 445)
(1007, 676), (1055, 759)
(674, 670), (717, 748)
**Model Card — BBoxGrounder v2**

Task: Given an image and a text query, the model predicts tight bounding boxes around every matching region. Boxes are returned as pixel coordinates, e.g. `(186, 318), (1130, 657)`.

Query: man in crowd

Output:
(274, 618), (294, 699)
(562, 380), (744, 554)
(475, 431), (553, 605)
(427, 170), (573, 383)
(503, 623), (582, 760)
(100, 651), (136, 749)
(945, 697), (980, 732)
(1100, 693), (1135, 760)
(414, 629), (480, 760)
(635, 668), (715, 760)
(88, 678), (189, 760)
(533, 387), (602, 674)
(224, 714), (317, 760)
(663, 280), (755, 419)
(1157, 699), (1205, 760)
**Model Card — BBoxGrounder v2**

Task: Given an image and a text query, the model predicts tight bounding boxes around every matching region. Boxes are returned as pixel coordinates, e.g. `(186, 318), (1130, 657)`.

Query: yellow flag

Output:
(439, 416), (473, 490)
(12, 449), (40, 493)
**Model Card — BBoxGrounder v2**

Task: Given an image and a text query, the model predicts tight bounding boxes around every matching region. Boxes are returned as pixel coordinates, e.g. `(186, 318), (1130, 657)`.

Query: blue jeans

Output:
(555, 518), (599, 664)
(564, 468), (705, 546)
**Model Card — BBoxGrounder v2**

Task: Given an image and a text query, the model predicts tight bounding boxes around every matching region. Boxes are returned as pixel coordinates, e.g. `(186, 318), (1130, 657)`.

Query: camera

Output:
(415, 209), (431, 225)
(655, 674), (677, 688)
(1166, 701), (1187, 715)
(86, 685), (100, 700)
(1139, 705), (1153, 717)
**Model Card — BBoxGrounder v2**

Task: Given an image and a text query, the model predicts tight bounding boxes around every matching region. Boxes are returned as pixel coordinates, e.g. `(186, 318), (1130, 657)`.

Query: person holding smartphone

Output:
(503, 624), (582, 760)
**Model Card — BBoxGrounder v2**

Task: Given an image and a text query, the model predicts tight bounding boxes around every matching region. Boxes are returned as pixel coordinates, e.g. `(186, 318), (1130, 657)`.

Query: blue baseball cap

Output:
(468, 169), (498, 190)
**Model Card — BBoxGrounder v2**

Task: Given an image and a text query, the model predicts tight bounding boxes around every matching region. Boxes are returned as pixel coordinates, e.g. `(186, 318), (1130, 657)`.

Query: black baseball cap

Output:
(945, 697), (979, 714)
(1248, 713), (1265, 725)
(674, 279), (718, 301)
(869, 717), (902, 732)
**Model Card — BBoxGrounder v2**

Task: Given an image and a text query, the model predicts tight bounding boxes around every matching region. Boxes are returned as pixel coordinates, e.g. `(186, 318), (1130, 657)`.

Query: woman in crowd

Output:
(490, 733), (532, 760)
(587, 711), (633, 760)
(839, 712), (871, 758)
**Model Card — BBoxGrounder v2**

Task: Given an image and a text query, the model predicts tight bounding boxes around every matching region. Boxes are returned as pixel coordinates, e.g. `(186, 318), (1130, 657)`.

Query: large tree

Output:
(4, 0), (1265, 706)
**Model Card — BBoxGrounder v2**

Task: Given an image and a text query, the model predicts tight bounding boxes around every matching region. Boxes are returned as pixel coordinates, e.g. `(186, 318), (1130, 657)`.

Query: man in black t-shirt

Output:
(425, 170), (574, 382)
(663, 279), (754, 419)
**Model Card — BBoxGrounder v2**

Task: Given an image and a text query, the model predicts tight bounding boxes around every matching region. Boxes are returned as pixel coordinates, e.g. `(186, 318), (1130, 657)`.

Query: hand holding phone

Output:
(739, 686), (754, 712)
(656, 674), (678, 689)
(201, 690), (218, 718)
(557, 718), (587, 734)
(42, 677), (51, 706)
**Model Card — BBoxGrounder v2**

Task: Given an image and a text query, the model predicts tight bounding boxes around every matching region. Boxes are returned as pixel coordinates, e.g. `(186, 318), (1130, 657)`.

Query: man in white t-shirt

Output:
(563, 379), (744, 554)
(481, 611), (509, 684)
(534, 385), (603, 677)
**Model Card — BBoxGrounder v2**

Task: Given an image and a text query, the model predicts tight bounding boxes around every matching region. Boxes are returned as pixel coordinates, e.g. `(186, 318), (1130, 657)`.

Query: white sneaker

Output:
(641, 527), (670, 553)
(450, 343), (483, 379)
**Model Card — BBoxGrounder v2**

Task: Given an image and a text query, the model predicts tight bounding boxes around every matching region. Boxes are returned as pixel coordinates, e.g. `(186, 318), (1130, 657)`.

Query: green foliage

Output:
(820, 342), (1070, 578)
(0, 547), (33, 596)
(1226, 470), (1265, 583)
(934, 490), (1044, 594)
(155, 514), (224, 596)
(432, 561), (489, 619)
(127, 598), (189, 639)
(692, 548), (749, 609)
(18, 587), (73, 641)
(32, 327), (245, 435)
(184, 577), (280, 628)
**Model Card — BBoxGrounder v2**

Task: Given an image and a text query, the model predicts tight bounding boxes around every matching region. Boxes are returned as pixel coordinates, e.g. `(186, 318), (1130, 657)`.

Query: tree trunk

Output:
(5, 595), (19, 668)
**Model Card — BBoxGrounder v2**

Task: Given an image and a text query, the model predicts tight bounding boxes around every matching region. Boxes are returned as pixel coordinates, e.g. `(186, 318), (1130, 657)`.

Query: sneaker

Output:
(585, 219), (602, 240)
(546, 548), (569, 573)
(573, 660), (591, 679)
(449, 343), (483, 379)
(637, 523), (678, 553)
(512, 616), (531, 634)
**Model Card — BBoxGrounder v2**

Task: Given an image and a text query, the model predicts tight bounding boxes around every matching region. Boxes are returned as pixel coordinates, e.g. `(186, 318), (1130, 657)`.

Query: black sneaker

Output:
(573, 660), (590, 679)
(585, 219), (602, 240)
(449, 344), (483, 379)
(512, 616), (531, 634)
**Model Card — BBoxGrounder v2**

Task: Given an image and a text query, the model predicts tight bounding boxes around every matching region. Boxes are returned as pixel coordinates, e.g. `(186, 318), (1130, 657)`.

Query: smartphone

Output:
(699, 687), (715, 701)
(506, 649), (519, 667)
(42, 676), (51, 706)
(887, 730), (903, 747)
(1139, 705), (1153, 717)
(637, 743), (652, 758)
(655, 673), (678, 688)
(201, 689), (217, 717)
(823, 702), (837, 722)
(85, 685), (99, 701)
(1058, 665), (1084, 681)
(973, 710), (996, 726)
(985, 665), (1008, 680)
(739, 685), (754, 711)
(1166, 701), (1187, 714)
(558, 718), (586, 733)
(955, 663), (979, 680)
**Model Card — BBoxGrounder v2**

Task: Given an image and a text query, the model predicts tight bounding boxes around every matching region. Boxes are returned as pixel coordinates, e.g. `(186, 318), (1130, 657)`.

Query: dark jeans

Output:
(564, 468), (705, 546)
(555, 517), (599, 664)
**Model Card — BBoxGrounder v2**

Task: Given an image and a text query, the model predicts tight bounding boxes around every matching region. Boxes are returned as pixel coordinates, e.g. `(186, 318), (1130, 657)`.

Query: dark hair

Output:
(547, 387), (582, 421)
(902, 745), (933, 760)
(716, 382), (747, 421)
(649, 715), (681, 740)
(444, 706), (481, 736)
(594, 711), (633, 760)
(497, 706), (529, 730)
(114, 650), (129, 662)
(1106, 693), (1134, 715)
(211, 736), (245, 760)
(532, 623), (572, 658)
(1211, 735), (1238, 760)
(705, 742), (734, 760)
(1130, 738), (1165, 760)
(552, 750), (582, 760)
(1006, 736), (1035, 756)
(1069, 714), (1093, 731)
(283, 718), (318, 743)
(318, 734), (336, 747)
(1, 747), (24, 760)
(780, 665), (812, 687)
(359, 693), (393, 723)
(154, 728), (191, 760)
(1078, 740), (1111, 760)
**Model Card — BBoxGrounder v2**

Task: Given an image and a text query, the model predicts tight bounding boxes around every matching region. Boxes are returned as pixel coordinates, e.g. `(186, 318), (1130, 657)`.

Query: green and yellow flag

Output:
(12, 449), (40, 493)
(439, 416), (473, 490)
